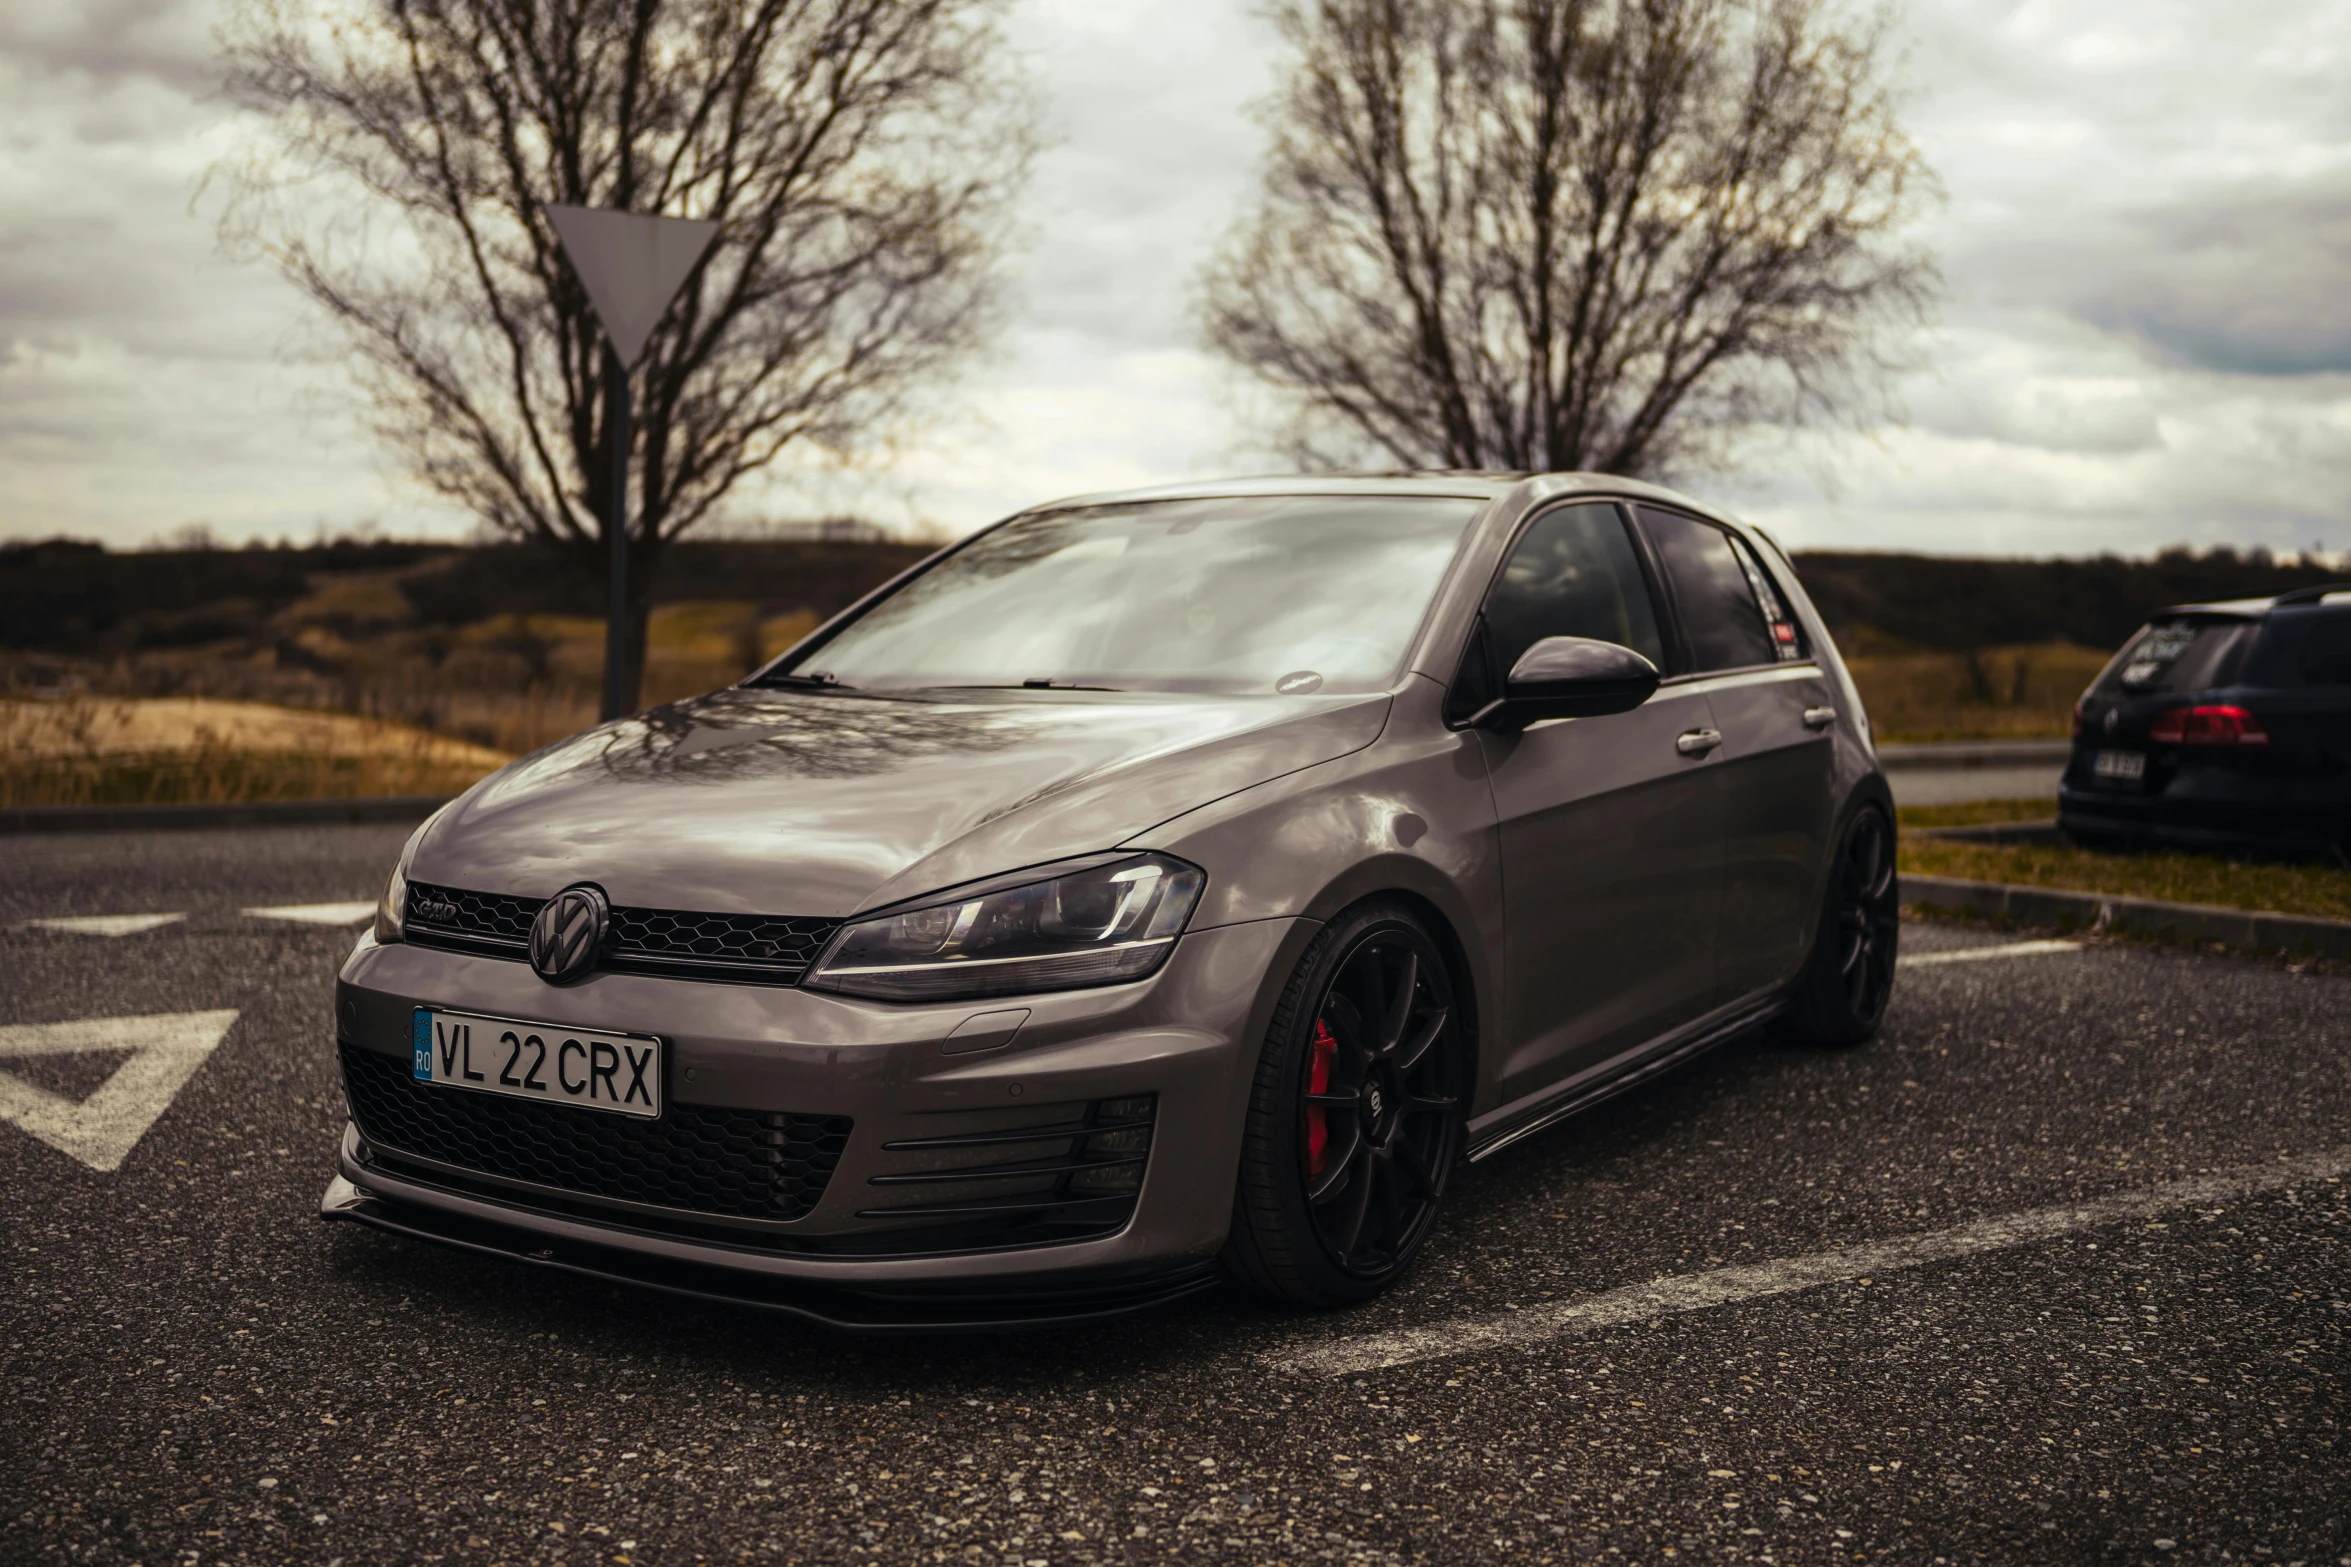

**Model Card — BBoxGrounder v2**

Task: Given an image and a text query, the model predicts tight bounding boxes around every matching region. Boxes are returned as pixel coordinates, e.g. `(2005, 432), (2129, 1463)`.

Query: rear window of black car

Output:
(2092, 617), (2259, 696)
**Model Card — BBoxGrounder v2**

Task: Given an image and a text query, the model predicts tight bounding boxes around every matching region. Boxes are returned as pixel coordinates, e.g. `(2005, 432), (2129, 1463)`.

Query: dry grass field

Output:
(1844, 640), (2110, 742)
(0, 593), (832, 806)
(0, 696), (512, 808)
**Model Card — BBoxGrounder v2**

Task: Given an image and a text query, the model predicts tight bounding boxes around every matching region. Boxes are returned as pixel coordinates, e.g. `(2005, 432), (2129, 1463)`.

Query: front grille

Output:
(604, 906), (839, 983)
(403, 881), (840, 985)
(404, 883), (538, 955)
(340, 1043), (850, 1223)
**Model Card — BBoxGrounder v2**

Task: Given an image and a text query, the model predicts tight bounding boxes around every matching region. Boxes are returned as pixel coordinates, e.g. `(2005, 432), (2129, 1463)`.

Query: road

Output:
(3, 824), (2346, 1567)
(1877, 743), (2069, 808)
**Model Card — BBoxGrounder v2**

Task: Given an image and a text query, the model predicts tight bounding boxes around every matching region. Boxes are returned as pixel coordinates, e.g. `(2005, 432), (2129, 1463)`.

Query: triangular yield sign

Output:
(0, 1010), (239, 1172)
(546, 204), (720, 366)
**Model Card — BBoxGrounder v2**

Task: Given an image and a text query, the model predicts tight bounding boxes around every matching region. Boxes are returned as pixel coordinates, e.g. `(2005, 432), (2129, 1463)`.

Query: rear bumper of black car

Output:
(2059, 759), (2347, 855)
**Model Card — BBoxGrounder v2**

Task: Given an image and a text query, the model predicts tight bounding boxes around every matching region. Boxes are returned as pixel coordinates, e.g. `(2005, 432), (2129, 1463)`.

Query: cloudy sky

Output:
(3, 0), (2348, 558)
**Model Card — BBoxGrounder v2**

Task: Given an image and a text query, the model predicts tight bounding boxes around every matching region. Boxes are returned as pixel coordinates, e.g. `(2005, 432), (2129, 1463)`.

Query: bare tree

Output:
(221, 0), (1031, 706)
(1204, 0), (1935, 478)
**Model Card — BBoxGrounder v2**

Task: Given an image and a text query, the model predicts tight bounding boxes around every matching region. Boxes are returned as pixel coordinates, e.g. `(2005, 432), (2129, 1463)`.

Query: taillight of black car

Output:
(2148, 704), (2271, 747)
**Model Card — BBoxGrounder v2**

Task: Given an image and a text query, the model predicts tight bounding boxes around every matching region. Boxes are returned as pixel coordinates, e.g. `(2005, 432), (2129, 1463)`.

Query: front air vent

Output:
(841, 1094), (1158, 1254)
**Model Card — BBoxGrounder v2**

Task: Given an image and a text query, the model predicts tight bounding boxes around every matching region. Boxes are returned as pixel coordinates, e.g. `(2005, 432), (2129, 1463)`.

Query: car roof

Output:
(1019, 470), (1745, 524)
(2155, 597), (2278, 618)
(2158, 587), (2351, 618)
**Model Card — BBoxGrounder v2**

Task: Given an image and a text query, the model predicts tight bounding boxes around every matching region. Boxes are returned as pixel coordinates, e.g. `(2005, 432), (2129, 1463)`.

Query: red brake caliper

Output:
(1305, 1018), (1338, 1178)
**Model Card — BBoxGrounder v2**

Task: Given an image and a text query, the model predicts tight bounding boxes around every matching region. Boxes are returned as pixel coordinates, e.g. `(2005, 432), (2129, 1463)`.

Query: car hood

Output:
(408, 685), (1392, 917)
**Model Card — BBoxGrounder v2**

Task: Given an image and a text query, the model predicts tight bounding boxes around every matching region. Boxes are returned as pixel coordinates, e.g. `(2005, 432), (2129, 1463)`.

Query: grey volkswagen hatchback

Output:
(323, 474), (1897, 1328)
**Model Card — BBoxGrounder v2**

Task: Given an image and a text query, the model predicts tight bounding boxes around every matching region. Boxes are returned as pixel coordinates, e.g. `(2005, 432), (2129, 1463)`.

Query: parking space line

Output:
(243, 901), (378, 926)
(22, 913), (186, 938)
(1273, 1148), (2350, 1378)
(1900, 938), (2081, 968)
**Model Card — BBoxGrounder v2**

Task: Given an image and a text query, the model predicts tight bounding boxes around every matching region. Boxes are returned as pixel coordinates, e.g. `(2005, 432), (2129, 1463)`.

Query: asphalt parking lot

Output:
(3, 824), (2346, 1567)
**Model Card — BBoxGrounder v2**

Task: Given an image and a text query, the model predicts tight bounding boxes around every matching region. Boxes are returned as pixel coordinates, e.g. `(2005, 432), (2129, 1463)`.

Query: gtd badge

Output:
(528, 885), (610, 985)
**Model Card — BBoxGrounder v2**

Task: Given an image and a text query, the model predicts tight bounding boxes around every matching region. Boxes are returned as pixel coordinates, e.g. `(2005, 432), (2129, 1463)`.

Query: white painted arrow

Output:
(0, 1010), (239, 1172)
(244, 902), (377, 926)
(26, 913), (186, 938)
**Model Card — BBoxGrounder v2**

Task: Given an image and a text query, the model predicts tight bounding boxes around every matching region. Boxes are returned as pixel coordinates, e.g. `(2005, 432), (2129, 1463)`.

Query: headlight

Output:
(374, 860), (408, 944)
(805, 852), (1205, 1002)
(373, 811), (442, 944)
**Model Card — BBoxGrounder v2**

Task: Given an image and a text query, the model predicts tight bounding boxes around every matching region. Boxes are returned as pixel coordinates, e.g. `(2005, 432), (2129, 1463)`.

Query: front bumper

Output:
(318, 1173), (1222, 1331)
(324, 917), (1313, 1326)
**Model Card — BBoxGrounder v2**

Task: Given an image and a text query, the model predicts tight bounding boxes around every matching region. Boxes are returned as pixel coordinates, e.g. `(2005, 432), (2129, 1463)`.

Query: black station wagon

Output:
(2063, 584), (2351, 857)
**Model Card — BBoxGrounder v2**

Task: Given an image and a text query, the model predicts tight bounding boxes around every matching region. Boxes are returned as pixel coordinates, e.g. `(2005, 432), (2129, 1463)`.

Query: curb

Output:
(1903, 873), (2351, 962)
(0, 796), (451, 835)
(1877, 740), (2072, 770)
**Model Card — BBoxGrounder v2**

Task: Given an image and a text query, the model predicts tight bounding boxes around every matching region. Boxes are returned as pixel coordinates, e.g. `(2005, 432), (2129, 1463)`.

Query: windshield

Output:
(2092, 617), (2260, 696)
(772, 495), (1482, 695)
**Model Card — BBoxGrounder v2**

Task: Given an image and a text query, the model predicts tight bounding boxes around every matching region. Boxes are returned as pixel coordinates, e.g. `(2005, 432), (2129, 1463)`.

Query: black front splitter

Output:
(318, 1175), (1224, 1335)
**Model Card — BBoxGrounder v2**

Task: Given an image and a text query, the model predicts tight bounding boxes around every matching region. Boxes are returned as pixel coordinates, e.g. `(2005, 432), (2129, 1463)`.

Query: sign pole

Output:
(601, 343), (632, 721)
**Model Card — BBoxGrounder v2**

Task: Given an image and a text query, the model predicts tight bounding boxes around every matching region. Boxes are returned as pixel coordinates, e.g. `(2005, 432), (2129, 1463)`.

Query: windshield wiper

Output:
(752, 669), (853, 691)
(935, 679), (1124, 692)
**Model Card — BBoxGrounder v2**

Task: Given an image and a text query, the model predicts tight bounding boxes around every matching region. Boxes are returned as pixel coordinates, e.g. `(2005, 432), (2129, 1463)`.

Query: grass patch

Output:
(1899, 835), (2351, 922)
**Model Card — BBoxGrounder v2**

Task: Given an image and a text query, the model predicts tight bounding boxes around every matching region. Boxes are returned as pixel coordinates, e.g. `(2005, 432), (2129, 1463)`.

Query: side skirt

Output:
(1463, 995), (1786, 1165)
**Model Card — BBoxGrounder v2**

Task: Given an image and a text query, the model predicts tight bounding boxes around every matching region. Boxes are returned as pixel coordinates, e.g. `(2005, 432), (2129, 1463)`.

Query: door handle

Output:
(1802, 706), (1837, 730)
(1675, 727), (1723, 756)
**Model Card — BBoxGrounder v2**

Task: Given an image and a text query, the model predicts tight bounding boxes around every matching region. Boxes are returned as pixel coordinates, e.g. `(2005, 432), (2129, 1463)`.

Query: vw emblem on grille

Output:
(529, 884), (609, 985)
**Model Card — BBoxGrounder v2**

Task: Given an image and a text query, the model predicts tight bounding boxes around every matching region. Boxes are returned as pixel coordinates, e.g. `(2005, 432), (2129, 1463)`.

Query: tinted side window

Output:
(1484, 503), (1666, 677)
(1638, 508), (1777, 672)
(2299, 616), (2351, 685)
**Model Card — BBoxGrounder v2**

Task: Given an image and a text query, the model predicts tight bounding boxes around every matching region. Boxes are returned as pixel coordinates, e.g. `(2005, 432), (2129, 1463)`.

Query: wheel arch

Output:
(1801, 771), (1898, 958)
(1297, 869), (1487, 1121)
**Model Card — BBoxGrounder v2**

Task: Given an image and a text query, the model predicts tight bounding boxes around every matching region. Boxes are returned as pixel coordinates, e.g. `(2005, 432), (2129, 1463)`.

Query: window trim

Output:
(1631, 503), (1812, 682)
(1442, 496), (1676, 726)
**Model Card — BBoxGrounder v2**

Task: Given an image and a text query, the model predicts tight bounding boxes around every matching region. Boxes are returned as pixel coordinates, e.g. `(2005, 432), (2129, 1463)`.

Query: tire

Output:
(1786, 805), (1900, 1048)
(1224, 900), (1468, 1308)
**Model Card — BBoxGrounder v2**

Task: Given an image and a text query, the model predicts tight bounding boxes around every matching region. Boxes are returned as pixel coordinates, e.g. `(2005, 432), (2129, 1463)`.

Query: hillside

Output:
(1787, 548), (2343, 653)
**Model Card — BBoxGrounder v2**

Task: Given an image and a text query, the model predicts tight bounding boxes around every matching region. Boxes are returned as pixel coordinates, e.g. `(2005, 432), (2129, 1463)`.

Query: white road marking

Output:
(0, 1011), (240, 1172)
(24, 913), (186, 938)
(1900, 938), (2082, 968)
(243, 901), (377, 926)
(1275, 1148), (2350, 1378)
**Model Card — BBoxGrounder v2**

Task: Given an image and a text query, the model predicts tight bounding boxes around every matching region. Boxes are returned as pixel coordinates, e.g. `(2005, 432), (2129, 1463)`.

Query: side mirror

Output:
(1472, 636), (1660, 731)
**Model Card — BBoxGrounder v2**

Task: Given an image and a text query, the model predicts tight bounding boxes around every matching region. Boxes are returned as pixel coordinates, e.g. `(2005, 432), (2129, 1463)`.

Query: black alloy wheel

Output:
(1789, 806), (1900, 1046)
(1225, 902), (1467, 1306)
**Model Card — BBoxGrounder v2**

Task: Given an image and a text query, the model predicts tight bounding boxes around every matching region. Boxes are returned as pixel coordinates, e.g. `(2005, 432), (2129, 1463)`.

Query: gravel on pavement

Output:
(3, 825), (2345, 1566)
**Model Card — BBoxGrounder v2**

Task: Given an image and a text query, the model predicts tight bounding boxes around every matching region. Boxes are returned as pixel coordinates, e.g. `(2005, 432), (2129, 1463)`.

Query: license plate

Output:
(2094, 749), (2146, 781)
(411, 1008), (663, 1118)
